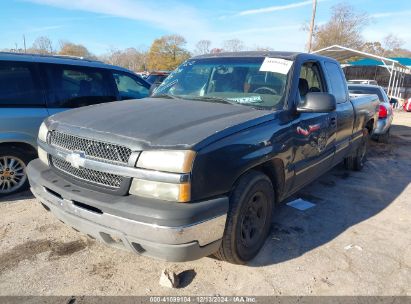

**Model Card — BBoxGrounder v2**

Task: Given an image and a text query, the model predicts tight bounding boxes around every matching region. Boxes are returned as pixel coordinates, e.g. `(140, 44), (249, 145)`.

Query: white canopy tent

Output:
(313, 44), (410, 99)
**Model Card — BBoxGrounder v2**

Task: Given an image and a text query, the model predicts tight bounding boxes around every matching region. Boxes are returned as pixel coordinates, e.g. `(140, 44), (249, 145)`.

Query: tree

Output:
(30, 36), (53, 54)
(385, 48), (411, 58)
(362, 34), (409, 57)
(361, 41), (385, 56)
(194, 40), (211, 55)
(59, 41), (93, 58)
(147, 34), (191, 71)
(222, 39), (244, 52)
(210, 48), (223, 54)
(383, 34), (404, 54)
(101, 47), (148, 71)
(311, 3), (369, 51)
(253, 46), (274, 51)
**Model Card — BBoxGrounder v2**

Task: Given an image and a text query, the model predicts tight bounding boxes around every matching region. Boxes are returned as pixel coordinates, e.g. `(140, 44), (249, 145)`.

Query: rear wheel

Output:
(214, 171), (274, 264)
(0, 146), (34, 197)
(344, 128), (369, 171)
(378, 128), (390, 143)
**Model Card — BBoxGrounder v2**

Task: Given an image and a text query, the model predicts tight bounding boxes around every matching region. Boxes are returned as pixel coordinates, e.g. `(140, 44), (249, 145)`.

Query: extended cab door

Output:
(290, 60), (337, 192)
(323, 61), (355, 165)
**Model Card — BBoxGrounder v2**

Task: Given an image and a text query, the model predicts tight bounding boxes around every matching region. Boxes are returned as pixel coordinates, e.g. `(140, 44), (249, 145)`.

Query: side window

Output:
(45, 64), (116, 108)
(298, 62), (325, 101)
(324, 62), (348, 103)
(113, 72), (149, 100)
(0, 61), (43, 106)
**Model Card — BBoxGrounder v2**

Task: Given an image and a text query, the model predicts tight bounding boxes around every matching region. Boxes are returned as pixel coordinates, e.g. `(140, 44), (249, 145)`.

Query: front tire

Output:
(214, 171), (274, 264)
(0, 146), (34, 197)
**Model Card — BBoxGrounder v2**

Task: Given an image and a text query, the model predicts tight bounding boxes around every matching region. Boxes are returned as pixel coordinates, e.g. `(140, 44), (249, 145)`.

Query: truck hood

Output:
(47, 98), (275, 150)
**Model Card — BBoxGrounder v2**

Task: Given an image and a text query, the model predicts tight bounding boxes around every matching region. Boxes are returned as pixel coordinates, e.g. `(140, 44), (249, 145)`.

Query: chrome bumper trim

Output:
(31, 185), (226, 247)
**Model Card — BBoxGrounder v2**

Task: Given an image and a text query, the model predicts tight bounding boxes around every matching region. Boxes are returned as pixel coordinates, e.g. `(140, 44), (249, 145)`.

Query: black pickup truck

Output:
(27, 52), (378, 264)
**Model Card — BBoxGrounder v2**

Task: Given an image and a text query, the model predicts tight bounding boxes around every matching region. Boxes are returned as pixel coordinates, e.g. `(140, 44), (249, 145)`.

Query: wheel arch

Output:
(231, 158), (286, 205)
(0, 142), (37, 158)
(365, 118), (374, 134)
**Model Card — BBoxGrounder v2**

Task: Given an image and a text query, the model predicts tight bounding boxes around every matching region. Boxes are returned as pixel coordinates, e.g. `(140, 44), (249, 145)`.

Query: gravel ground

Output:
(0, 111), (410, 296)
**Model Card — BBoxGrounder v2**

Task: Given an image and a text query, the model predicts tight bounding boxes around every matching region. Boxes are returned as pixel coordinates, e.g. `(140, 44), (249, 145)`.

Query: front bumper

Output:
(27, 159), (228, 262)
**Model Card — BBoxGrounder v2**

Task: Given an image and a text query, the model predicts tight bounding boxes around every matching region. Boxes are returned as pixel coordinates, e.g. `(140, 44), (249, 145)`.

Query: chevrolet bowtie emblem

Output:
(66, 151), (86, 169)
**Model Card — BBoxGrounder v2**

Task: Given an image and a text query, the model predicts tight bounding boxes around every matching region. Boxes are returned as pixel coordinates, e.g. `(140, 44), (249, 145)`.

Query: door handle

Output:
(330, 117), (336, 127)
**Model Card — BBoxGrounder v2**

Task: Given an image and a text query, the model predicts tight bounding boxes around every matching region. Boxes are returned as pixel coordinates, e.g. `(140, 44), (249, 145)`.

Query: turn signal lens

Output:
(38, 147), (49, 165)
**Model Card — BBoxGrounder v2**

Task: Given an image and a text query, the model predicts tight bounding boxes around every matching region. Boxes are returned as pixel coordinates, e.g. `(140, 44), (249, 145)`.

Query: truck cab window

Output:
(324, 62), (348, 103)
(299, 62), (324, 101)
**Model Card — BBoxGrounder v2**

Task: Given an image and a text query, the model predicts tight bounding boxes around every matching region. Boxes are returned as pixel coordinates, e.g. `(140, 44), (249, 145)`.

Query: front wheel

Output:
(214, 171), (274, 264)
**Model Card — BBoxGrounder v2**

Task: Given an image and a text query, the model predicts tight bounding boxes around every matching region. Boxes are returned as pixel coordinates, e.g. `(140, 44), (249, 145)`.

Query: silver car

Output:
(348, 84), (394, 143)
(0, 52), (151, 197)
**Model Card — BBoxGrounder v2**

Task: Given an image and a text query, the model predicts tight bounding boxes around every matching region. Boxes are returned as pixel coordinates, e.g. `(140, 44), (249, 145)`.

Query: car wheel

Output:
(0, 146), (34, 197)
(214, 171), (274, 264)
(378, 128), (390, 144)
(344, 128), (369, 171)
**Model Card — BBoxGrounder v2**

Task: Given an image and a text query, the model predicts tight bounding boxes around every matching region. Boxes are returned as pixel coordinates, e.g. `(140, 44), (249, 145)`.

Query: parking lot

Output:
(0, 111), (410, 296)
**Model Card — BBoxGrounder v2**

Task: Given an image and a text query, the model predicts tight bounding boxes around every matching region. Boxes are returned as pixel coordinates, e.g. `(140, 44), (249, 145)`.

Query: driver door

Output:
(291, 61), (337, 192)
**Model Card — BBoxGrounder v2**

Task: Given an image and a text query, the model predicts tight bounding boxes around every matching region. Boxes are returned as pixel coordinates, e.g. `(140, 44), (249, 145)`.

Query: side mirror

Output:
(390, 97), (398, 104)
(297, 92), (336, 113)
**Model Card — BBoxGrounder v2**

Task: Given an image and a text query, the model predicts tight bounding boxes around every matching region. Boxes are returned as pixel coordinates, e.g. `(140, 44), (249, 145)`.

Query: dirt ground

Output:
(0, 111), (410, 296)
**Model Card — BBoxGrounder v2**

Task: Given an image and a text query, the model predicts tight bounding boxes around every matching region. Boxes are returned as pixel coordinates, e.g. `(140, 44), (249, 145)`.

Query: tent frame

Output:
(313, 44), (409, 99)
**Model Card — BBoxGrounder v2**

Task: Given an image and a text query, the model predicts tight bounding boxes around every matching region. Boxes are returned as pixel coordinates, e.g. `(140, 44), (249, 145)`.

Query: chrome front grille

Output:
(51, 156), (123, 189)
(49, 131), (132, 164)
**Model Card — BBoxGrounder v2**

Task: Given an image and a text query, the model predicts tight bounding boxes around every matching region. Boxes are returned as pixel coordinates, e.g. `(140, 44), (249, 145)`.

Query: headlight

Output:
(129, 179), (190, 202)
(38, 146), (49, 165)
(137, 150), (195, 173)
(38, 122), (48, 143)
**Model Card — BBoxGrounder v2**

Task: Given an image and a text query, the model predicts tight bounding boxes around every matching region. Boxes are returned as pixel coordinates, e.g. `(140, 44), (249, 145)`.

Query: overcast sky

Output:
(1, 0), (411, 54)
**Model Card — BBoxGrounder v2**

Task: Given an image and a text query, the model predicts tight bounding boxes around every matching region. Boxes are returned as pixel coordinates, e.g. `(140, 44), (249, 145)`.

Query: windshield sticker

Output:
(259, 57), (293, 74)
(155, 79), (178, 94)
(227, 96), (263, 104)
(180, 60), (195, 67)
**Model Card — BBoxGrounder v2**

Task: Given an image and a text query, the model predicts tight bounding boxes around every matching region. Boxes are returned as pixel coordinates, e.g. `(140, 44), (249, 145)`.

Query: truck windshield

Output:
(152, 57), (290, 109)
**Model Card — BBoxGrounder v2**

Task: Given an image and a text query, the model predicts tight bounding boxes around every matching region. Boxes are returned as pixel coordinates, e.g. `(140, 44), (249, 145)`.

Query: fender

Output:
(0, 132), (37, 149)
(191, 118), (295, 201)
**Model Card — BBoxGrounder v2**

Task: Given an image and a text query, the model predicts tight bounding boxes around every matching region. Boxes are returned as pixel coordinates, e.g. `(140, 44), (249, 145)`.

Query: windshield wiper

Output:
(181, 96), (239, 105)
(151, 94), (179, 99)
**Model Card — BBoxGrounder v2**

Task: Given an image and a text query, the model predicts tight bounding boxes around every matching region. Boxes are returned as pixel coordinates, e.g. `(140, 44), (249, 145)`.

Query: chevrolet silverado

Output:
(27, 52), (379, 264)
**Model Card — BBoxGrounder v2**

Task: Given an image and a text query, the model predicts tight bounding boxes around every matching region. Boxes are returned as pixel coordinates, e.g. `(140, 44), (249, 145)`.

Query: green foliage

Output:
(147, 34), (191, 71)
(58, 41), (93, 59)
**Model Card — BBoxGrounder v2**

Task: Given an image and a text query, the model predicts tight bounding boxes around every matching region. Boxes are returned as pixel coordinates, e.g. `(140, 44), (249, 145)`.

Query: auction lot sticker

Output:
(259, 57), (293, 74)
